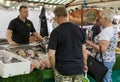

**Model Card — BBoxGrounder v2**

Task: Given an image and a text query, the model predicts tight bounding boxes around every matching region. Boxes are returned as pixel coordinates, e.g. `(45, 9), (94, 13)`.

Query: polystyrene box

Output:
(0, 50), (31, 78)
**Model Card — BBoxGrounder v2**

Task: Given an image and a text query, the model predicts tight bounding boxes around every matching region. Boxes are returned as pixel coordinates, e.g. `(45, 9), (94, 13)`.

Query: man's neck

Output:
(19, 15), (26, 22)
(58, 17), (68, 25)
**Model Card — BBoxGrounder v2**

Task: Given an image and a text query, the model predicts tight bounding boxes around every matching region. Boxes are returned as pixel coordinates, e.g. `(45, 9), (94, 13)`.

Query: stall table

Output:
(0, 55), (120, 82)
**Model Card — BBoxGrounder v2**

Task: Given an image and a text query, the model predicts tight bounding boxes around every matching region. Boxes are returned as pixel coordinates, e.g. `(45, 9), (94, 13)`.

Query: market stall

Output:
(0, 0), (120, 82)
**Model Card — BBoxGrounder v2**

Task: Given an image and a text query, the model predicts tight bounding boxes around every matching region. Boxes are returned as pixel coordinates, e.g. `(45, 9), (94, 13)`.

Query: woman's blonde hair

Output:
(100, 9), (115, 22)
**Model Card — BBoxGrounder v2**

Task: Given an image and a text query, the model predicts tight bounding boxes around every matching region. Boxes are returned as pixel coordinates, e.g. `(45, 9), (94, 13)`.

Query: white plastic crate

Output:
(0, 50), (31, 78)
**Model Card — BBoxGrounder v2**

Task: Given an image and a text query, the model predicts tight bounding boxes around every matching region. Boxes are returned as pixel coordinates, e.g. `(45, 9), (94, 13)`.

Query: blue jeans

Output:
(103, 62), (115, 82)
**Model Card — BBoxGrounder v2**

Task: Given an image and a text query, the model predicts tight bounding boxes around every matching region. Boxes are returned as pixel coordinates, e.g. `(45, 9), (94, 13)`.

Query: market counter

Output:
(0, 55), (120, 82)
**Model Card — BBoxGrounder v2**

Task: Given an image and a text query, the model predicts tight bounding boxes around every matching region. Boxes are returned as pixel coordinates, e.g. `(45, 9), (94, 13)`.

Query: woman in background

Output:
(87, 9), (118, 82)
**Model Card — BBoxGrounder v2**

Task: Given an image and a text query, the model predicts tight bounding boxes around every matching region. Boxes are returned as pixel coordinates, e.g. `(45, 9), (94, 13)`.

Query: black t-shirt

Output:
(48, 22), (86, 76)
(8, 16), (36, 44)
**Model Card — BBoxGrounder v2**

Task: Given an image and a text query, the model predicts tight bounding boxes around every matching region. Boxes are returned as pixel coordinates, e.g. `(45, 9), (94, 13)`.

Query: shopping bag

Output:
(87, 46), (108, 82)
(83, 72), (90, 82)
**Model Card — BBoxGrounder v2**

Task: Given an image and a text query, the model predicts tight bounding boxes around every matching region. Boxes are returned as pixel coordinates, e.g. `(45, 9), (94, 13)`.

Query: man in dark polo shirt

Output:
(6, 6), (42, 46)
(48, 6), (88, 82)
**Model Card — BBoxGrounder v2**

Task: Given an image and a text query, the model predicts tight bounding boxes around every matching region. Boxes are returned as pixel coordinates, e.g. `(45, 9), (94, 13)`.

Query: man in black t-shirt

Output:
(6, 6), (42, 46)
(48, 6), (88, 82)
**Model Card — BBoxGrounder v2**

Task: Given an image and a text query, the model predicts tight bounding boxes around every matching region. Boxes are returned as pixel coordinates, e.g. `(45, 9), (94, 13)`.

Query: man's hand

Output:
(33, 32), (43, 42)
(40, 59), (52, 69)
(9, 41), (18, 46)
(86, 40), (92, 46)
(84, 65), (88, 73)
(86, 50), (93, 57)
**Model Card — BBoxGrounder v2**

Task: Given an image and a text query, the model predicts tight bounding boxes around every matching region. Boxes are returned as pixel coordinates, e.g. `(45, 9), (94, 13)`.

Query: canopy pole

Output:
(81, 4), (84, 28)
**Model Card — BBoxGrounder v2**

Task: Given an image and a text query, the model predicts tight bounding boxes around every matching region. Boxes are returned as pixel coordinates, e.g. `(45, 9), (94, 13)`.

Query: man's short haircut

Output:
(54, 6), (67, 17)
(19, 5), (28, 11)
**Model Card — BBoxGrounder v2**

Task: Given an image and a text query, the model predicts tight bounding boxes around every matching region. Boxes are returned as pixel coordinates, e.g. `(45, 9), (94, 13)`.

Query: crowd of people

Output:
(6, 5), (118, 82)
